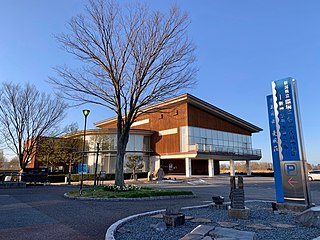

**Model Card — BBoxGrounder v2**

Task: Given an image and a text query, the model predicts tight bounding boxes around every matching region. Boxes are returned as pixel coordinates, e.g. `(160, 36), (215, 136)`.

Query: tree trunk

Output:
(19, 153), (25, 169)
(115, 118), (130, 187)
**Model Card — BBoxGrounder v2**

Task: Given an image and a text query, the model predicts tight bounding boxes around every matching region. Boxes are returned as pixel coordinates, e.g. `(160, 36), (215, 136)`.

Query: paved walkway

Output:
(0, 176), (319, 240)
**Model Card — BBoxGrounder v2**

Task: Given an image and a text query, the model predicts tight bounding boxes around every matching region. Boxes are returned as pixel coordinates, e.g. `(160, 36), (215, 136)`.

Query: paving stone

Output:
(217, 222), (240, 228)
(190, 225), (215, 236)
(202, 236), (213, 240)
(214, 238), (237, 240)
(210, 227), (256, 240)
(246, 223), (272, 230)
(179, 233), (203, 240)
(270, 222), (295, 228)
(191, 218), (212, 223)
(117, 227), (131, 234)
(150, 213), (163, 219)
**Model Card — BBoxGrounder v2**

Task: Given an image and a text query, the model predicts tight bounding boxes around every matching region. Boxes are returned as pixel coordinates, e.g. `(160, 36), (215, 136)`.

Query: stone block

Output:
(163, 213), (185, 227)
(296, 206), (320, 228)
(211, 203), (228, 210)
(275, 202), (309, 212)
(228, 207), (250, 220)
(212, 195), (224, 205)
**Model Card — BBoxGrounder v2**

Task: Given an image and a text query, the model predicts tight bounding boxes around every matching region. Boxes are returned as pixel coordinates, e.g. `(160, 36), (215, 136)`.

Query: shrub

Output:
(103, 184), (141, 192)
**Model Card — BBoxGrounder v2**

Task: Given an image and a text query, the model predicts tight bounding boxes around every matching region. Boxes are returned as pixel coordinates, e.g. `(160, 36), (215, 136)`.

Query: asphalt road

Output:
(0, 176), (319, 240)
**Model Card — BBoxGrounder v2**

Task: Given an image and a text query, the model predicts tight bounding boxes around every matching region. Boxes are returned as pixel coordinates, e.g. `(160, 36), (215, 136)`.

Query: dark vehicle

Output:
(21, 168), (48, 184)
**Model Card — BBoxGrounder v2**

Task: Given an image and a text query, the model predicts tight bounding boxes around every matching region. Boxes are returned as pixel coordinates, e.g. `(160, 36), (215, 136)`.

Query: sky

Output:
(0, 0), (320, 164)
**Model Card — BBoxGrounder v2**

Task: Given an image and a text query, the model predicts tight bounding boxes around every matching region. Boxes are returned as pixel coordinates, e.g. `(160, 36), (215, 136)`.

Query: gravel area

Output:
(114, 201), (320, 240)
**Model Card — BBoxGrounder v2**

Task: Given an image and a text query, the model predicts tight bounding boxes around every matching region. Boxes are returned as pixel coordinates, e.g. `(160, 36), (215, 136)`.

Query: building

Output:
(93, 94), (262, 177)
(27, 94), (262, 177)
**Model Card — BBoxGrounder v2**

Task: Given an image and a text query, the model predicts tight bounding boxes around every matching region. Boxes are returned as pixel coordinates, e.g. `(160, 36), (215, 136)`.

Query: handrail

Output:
(188, 144), (262, 157)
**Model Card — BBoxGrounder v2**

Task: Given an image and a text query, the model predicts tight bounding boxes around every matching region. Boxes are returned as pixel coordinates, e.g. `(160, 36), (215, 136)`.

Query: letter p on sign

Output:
(284, 163), (298, 176)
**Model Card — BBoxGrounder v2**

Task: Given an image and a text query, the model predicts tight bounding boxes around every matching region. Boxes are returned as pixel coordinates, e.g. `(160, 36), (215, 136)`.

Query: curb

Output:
(105, 203), (210, 240)
(63, 192), (196, 201)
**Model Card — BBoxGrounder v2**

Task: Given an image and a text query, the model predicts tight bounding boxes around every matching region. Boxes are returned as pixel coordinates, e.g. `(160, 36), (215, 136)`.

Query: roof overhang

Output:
(63, 128), (154, 138)
(95, 93), (262, 133)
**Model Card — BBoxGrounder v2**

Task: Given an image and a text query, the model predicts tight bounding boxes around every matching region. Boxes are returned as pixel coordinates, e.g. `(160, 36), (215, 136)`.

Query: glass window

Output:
(193, 137), (200, 145)
(194, 127), (200, 138)
(218, 131), (223, 140)
(143, 136), (150, 151)
(189, 126), (194, 136)
(135, 135), (143, 151)
(228, 133), (233, 141)
(212, 130), (218, 140)
(199, 128), (205, 138)
(126, 135), (135, 151)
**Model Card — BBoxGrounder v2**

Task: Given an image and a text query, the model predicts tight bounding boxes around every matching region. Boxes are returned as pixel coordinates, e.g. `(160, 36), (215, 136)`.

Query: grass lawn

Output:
(68, 185), (193, 198)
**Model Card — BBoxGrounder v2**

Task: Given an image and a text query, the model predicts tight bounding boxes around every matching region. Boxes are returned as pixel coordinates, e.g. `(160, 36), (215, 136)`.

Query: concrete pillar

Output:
(208, 159), (215, 177)
(154, 156), (161, 171)
(246, 160), (252, 176)
(230, 160), (235, 176)
(185, 158), (192, 177)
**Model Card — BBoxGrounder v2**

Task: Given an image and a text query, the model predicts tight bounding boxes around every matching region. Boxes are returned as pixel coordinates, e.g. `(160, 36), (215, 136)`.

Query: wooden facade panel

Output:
(187, 104), (251, 135)
(98, 102), (188, 155)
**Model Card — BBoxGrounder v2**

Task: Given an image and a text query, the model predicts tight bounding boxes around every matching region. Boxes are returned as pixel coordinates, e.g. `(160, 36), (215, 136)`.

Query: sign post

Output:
(267, 77), (311, 206)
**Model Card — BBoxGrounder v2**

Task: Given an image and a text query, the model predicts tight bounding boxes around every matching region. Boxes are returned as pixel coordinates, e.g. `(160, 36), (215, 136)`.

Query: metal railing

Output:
(188, 144), (262, 157)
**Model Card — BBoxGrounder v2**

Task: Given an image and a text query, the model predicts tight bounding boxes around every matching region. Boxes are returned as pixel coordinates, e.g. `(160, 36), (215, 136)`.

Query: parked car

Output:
(308, 170), (320, 181)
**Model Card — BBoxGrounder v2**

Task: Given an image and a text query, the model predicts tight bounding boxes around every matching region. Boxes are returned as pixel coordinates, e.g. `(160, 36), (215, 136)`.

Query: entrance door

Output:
(191, 160), (209, 175)
(160, 159), (185, 174)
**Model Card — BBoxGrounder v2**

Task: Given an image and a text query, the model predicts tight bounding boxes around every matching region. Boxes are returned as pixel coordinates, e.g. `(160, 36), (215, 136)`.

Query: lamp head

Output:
(83, 109), (90, 117)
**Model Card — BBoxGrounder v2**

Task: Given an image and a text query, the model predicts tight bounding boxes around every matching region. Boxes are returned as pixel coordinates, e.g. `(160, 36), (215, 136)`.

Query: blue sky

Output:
(1, 0), (320, 164)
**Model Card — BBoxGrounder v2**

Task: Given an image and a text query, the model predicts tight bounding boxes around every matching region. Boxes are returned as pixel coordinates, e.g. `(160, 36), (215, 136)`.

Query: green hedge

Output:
(47, 172), (149, 183)
(47, 174), (66, 183)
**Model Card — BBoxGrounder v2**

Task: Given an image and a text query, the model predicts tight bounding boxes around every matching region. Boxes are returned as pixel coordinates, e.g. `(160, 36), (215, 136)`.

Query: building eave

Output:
(94, 93), (262, 133)
(62, 128), (154, 138)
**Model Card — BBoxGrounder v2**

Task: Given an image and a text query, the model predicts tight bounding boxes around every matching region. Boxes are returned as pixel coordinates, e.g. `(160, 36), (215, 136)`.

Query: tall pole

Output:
(80, 109), (90, 196)
(94, 142), (100, 186)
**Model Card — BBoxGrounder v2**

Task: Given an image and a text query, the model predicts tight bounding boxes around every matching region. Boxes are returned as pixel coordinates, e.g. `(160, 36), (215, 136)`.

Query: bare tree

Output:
(0, 151), (5, 169)
(0, 82), (67, 169)
(50, 0), (197, 186)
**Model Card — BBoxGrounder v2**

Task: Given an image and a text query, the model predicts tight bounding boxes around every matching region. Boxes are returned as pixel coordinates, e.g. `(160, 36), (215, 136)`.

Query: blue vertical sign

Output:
(272, 78), (300, 161)
(267, 95), (284, 202)
(78, 164), (87, 174)
(269, 77), (311, 206)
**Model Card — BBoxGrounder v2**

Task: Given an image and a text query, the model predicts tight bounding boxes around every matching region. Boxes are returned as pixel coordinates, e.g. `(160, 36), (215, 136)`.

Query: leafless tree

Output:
(0, 151), (5, 169)
(50, 0), (197, 186)
(0, 82), (67, 169)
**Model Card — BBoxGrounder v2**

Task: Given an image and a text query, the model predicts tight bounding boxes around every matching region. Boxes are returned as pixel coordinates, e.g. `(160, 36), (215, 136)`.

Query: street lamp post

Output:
(94, 142), (100, 186)
(80, 109), (90, 196)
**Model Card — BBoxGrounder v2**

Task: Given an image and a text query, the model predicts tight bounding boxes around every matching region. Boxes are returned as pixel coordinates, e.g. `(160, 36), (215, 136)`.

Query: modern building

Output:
(93, 94), (262, 177)
(27, 94), (262, 177)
